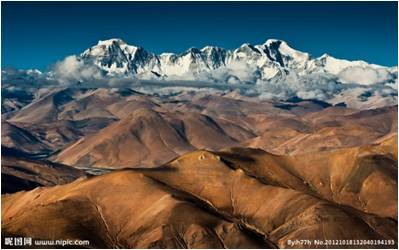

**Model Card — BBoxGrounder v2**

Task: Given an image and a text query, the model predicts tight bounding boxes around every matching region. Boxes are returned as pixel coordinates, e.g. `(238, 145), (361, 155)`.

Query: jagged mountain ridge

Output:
(1, 38), (397, 109)
(78, 38), (396, 84)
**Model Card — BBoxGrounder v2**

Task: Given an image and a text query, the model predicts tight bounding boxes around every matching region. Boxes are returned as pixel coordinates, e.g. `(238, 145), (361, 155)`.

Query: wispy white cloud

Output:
(52, 55), (103, 84)
(338, 66), (395, 85)
(2, 61), (397, 109)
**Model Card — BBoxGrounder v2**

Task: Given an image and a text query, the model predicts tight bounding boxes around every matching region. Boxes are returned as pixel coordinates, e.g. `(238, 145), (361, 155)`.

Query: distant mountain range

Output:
(79, 38), (397, 84)
(2, 38), (397, 108)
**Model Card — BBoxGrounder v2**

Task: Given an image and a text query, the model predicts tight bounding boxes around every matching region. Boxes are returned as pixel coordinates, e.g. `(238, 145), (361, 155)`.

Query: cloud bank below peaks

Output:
(2, 37), (398, 109)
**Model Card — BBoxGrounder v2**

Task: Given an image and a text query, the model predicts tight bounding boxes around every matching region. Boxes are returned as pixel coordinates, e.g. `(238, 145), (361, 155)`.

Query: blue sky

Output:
(2, 1), (397, 70)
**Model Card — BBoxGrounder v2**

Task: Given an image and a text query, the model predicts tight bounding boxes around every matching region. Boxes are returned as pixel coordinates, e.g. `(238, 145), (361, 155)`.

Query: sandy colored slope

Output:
(2, 171), (267, 248)
(55, 108), (254, 168)
(139, 144), (397, 248)
(55, 105), (397, 169)
(55, 108), (194, 168)
(8, 88), (128, 124)
(219, 137), (398, 220)
(2, 118), (116, 155)
(8, 88), (75, 124)
(4, 86), (397, 170)
(244, 106), (397, 155)
(172, 112), (241, 149)
(4, 88), (141, 153)
(3, 138), (397, 248)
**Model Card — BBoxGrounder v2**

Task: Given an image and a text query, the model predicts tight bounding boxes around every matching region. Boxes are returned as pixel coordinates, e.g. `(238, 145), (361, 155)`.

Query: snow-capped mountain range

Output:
(2, 38), (397, 109)
(78, 38), (396, 85)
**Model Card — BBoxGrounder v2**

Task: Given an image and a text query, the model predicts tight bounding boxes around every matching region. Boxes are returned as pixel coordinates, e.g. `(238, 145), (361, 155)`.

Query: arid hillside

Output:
(4, 88), (391, 168)
(1, 87), (397, 248)
(2, 135), (397, 248)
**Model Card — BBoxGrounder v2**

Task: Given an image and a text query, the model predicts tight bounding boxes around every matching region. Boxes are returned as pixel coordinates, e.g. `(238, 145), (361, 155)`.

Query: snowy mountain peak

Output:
(68, 38), (397, 87)
(319, 53), (330, 58)
(79, 38), (161, 76)
(201, 45), (218, 51)
(3, 38), (397, 109)
(200, 45), (225, 54)
(83, 38), (143, 57)
(237, 43), (260, 52)
(97, 38), (127, 46)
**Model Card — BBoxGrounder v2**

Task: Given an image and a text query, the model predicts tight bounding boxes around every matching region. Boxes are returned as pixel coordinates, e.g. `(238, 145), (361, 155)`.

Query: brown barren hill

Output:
(55, 108), (195, 168)
(1, 153), (87, 194)
(244, 106), (397, 155)
(2, 171), (268, 248)
(2, 137), (397, 248)
(55, 108), (255, 168)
